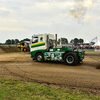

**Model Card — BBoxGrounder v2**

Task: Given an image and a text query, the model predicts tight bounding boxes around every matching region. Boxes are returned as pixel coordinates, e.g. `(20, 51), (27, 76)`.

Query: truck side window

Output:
(32, 37), (38, 43)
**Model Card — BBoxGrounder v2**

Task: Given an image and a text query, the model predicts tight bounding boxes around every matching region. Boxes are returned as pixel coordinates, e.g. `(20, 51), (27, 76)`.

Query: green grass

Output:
(0, 79), (100, 100)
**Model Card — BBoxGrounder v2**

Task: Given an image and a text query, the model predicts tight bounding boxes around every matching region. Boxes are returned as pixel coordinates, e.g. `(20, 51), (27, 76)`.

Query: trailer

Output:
(30, 33), (85, 65)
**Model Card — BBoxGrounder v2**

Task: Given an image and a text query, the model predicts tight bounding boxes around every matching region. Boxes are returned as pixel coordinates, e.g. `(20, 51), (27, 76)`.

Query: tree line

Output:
(0, 37), (84, 46)
(58, 38), (84, 45)
(4, 38), (30, 45)
(70, 38), (84, 46)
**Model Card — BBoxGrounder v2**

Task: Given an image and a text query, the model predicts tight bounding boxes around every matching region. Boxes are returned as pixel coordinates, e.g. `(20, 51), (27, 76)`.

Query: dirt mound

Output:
(0, 48), (6, 53)
(0, 46), (21, 53)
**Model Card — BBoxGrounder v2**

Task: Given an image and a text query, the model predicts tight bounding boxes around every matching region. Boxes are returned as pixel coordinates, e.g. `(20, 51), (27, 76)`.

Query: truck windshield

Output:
(32, 37), (38, 43)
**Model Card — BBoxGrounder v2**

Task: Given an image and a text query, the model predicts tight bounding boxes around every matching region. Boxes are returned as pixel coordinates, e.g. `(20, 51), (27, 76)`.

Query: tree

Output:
(0, 43), (3, 45)
(70, 39), (74, 43)
(23, 38), (30, 41)
(74, 38), (79, 46)
(70, 38), (84, 46)
(15, 39), (19, 44)
(20, 38), (30, 42)
(79, 38), (84, 43)
(58, 38), (68, 44)
(5, 39), (11, 45)
(61, 41), (66, 44)
(11, 39), (15, 44)
(63, 38), (68, 44)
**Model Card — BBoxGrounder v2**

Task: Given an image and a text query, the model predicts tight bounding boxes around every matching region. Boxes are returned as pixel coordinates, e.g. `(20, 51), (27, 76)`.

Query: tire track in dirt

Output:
(3, 64), (62, 86)
(2, 61), (100, 96)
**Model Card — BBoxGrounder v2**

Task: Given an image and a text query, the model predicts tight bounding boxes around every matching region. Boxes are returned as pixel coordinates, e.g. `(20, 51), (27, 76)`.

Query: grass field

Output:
(0, 79), (100, 100)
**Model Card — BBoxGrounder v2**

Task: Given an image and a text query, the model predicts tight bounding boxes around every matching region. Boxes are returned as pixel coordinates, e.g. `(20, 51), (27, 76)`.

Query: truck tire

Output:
(64, 52), (79, 66)
(36, 53), (44, 62)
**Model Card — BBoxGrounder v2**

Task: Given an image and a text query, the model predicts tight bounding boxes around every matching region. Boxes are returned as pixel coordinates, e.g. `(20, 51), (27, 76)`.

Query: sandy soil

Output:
(0, 48), (6, 53)
(0, 52), (100, 96)
(0, 46), (20, 53)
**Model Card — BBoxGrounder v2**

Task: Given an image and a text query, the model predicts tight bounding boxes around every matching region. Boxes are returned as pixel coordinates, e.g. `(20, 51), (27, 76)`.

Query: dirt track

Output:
(0, 52), (100, 96)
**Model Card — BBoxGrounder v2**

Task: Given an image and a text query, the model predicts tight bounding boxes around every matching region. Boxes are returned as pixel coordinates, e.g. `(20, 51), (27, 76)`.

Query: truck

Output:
(30, 33), (85, 66)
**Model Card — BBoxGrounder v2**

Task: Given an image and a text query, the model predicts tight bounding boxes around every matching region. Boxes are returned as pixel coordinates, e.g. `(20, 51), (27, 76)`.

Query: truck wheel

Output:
(64, 52), (78, 66)
(36, 53), (44, 62)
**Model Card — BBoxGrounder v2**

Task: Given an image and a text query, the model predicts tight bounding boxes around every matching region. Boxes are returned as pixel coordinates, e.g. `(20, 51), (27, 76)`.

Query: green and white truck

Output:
(30, 33), (85, 65)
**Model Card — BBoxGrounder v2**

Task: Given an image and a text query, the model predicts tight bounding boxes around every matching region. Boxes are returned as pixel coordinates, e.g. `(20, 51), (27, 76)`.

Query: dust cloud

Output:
(67, 0), (96, 23)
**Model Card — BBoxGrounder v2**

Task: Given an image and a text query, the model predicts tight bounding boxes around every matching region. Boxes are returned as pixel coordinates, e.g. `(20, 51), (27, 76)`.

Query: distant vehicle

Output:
(17, 41), (30, 51)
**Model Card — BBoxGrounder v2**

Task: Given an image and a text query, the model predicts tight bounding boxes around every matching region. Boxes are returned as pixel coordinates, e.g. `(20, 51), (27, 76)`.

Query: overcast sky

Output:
(0, 0), (100, 43)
